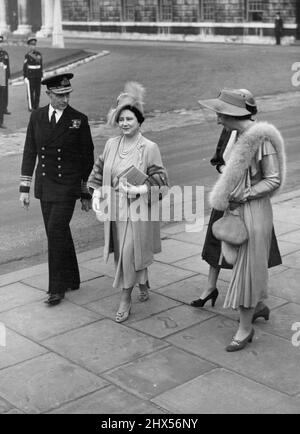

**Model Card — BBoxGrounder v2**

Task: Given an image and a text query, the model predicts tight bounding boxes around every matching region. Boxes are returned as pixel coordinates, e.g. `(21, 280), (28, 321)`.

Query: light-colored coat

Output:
(209, 121), (286, 211)
(89, 135), (167, 270)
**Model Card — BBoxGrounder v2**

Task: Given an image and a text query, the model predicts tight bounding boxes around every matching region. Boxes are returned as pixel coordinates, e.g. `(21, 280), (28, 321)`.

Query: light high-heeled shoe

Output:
(115, 302), (132, 323)
(226, 328), (255, 352)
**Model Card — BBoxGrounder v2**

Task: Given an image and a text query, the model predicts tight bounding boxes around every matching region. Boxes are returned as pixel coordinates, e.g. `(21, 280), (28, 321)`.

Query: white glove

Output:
(20, 192), (30, 210)
(92, 189), (101, 212)
(118, 179), (148, 198)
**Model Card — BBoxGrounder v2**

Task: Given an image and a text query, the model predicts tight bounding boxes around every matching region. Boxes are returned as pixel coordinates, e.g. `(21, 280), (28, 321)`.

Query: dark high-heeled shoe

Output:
(226, 328), (255, 352)
(191, 288), (219, 308)
(252, 306), (270, 323)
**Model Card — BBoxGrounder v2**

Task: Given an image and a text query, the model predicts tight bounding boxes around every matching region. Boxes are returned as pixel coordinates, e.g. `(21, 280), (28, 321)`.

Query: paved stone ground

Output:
(0, 189), (300, 414)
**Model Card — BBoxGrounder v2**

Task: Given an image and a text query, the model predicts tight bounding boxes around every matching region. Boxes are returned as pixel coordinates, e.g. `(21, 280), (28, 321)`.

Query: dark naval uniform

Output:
(0, 46), (10, 114)
(20, 103), (94, 297)
(23, 48), (43, 109)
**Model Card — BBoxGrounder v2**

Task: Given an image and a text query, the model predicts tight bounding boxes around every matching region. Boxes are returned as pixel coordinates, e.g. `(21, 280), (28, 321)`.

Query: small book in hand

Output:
(117, 165), (148, 186)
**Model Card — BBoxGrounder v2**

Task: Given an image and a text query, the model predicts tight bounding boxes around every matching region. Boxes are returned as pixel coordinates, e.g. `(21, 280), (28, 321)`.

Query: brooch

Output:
(69, 119), (81, 129)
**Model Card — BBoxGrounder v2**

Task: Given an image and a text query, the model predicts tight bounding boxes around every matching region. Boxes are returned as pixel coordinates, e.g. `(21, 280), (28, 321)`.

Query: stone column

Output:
(0, 0), (10, 34)
(36, 0), (54, 38)
(52, 0), (64, 47)
(14, 0), (32, 34)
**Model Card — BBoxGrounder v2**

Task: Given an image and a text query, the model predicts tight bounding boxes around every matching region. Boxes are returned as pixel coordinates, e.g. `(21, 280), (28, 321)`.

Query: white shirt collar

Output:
(48, 104), (64, 122)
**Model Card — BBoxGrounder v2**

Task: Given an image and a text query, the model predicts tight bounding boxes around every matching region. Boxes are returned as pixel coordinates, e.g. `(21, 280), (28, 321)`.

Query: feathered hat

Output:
(107, 81), (146, 127)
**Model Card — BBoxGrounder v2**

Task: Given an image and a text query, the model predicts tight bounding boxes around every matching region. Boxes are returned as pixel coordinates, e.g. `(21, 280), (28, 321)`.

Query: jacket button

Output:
(42, 164), (45, 168)
(42, 172), (46, 176)
(58, 173), (62, 177)
(57, 149), (61, 152)
(57, 157), (61, 161)
(58, 165), (61, 169)
(41, 147), (45, 151)
(41, 155), (45, 159)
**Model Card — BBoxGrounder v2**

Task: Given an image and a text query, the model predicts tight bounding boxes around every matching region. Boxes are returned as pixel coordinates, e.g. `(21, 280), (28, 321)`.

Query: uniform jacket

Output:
(88, 135), (169, 269)
(23, 50), (43, 79)
(20, 104), (94, 202)
(0, 49), (10, 86)
(209, 121), (286, 211)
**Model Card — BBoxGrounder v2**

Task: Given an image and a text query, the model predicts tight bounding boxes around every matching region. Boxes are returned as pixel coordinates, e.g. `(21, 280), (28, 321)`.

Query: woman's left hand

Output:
(117, 179), (147, 197)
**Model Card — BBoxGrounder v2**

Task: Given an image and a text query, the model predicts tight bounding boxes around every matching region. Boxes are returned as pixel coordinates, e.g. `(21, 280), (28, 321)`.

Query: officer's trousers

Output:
(40, 200), (80, 294)
(29, 77), (41, 109)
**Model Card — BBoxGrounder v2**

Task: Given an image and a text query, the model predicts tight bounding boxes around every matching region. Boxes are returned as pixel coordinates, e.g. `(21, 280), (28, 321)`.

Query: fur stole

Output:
(209, 121), (286, 211)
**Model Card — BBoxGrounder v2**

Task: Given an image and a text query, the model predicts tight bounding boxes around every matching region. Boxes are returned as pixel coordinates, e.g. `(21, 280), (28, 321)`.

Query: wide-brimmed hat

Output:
(198, 88), (257, 117)
(41, 73), (73, 94)
(107, 81), (145, 127)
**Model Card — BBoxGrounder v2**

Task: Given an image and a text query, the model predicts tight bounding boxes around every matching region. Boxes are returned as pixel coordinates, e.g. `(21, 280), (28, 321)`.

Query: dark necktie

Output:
(50, 110), (56, 128)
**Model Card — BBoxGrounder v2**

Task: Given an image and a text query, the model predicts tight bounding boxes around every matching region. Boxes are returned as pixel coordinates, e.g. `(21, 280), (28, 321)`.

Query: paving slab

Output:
(148, 262), (197, 290)
(278, 229), (300, 244)
(65, 276), (118, 305)
(104, 346), (215, 399)
(273, 220), (300, 236)
(43, 319), (167, 374)
(80, 256), (115, 278)
(277, 241), (300, 257)
(0, 300), (102, 341)
(160, 223), (186, 235)
(269, 268), (300, 304)
(0, 353), (107, 414)
(129, 305), (215, 338)
(0, 263), (48, 288)
(172, 254), (233, 282)
(166, 316), (300, 395)
(0, 328), (48, 370)
(154, 239), (201, 264)
(85, 292), (181, 324)
(0, 396), (15, 414)
(260, 303), (300, 340)
(21, 267), (101, 292)
(281, 251), (300, 269)
(167, 229), (207, 246)
(272, 207), (300, 226)
(152, 369), (300, 414)
(0, 282), (45, 312)
(47, 385), (165, 414)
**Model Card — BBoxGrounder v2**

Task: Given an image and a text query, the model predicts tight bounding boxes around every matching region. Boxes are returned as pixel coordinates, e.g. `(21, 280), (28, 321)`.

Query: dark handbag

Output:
(212, 212), (248, 246)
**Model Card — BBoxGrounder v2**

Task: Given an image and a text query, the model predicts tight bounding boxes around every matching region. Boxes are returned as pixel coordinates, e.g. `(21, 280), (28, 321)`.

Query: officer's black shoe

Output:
(4, 111), (11, 115)
(0, 124), (6, 129)
(44, 293), (65, 306)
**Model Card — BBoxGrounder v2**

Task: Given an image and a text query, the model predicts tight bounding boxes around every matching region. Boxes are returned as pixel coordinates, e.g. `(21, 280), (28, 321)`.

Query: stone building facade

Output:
(0, 0), (298, 44)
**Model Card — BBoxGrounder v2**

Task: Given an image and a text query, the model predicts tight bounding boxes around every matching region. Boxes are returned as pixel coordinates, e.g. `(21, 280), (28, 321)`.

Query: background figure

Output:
(0, 35), (11, 115)
(19, 73), (94, 306)
(197, 89), (286, 352)
(23, 37), (43, 110)
(274, 11), (284, 45)
(88, 82), (169, 323)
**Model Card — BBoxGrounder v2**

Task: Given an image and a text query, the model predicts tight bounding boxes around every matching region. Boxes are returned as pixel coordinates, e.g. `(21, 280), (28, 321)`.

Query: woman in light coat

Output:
(88, 82), (168, 323)
(198, 88), (286, 351)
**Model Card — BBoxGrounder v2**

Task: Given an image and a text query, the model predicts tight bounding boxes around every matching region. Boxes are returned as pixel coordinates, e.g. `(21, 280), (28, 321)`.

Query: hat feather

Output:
(123, 81), (145, 106)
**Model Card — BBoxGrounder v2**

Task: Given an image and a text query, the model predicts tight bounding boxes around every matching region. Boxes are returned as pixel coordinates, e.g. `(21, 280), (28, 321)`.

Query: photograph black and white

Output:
(0, 0), (300, 417)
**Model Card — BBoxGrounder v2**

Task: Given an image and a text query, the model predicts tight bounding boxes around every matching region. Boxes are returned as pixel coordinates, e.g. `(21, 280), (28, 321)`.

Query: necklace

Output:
(118, 133), (141, 159)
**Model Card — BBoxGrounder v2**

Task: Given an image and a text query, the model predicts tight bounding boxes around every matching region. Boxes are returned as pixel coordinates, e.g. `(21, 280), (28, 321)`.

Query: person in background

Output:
(88, 82), (168, 323)
(274, 11), (284, 45)
(0, 35), (11, 116)
(19, 73), (94, 306)
(23, 37), (43, 110)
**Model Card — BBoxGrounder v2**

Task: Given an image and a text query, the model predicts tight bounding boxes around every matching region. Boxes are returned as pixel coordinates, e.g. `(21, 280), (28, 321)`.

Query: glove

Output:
(118, 179), (148, 198)
(20, 192), (30, 210)
(92, 189), (101, 212)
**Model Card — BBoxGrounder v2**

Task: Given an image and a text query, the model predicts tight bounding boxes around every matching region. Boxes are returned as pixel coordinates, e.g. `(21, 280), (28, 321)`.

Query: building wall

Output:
(61, 0), (296, 23)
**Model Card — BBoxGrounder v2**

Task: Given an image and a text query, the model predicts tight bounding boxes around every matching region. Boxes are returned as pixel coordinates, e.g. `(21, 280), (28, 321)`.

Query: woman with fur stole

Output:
(198, 88), (286, 352)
